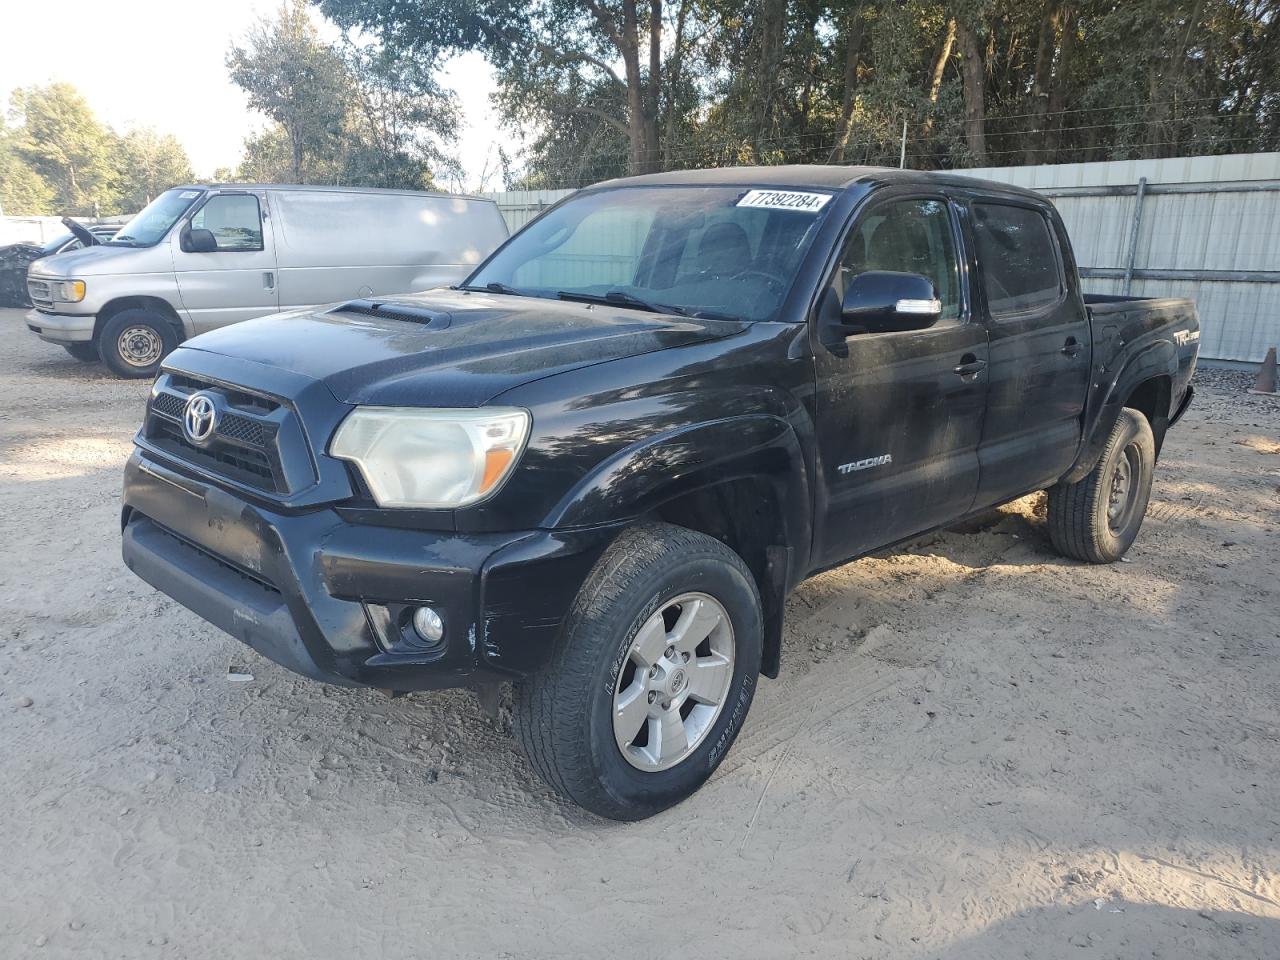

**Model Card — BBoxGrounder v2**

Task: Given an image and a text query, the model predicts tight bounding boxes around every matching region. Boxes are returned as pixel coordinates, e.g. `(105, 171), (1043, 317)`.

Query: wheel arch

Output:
(546, 414), (814, 680)
(1062, 340), (1176, 485)
(93, 296), (186, 344)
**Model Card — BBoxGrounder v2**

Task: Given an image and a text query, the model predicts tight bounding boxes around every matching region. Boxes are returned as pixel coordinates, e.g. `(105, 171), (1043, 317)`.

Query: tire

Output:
(99, 309), (177, 379)
(62, 342), (99, 363)
(1047, 407), (1155, 563)
(514, 523), (763, 820)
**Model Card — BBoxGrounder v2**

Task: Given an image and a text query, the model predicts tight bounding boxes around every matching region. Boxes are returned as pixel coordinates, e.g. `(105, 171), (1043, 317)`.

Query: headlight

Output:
(331, 407), (530, 508)
(50, 279), (86, 303)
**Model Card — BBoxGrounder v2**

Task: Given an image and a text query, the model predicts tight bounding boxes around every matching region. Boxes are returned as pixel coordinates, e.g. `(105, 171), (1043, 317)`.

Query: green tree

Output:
(227, 2), (458, 187)
(337, 43), (459, 188)
(320, 0), (1280, 183)
(227, 0), (350, 182)
(0, 120), (55, 215)
(8, 83), (118, 215)
(116, 128), (195, 209)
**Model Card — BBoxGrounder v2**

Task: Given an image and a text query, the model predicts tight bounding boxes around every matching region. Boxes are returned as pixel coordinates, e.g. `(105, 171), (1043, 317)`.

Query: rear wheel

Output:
(1047, 407), (1155, 563)
(99, 309), (177, 379)
(513, 523), (762, 820)
(62, 342), (99, 363)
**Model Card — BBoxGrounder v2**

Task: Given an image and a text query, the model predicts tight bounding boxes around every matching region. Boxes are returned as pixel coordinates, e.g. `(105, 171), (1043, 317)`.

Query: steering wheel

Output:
(728, 268), (788, 291)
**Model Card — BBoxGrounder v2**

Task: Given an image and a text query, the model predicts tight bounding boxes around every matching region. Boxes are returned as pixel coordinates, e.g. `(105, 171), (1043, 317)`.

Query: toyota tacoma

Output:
(121, 167), (1199, 819)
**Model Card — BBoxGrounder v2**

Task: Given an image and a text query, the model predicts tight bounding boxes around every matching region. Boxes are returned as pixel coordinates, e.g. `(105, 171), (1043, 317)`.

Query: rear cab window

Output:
(972, 201), (1063, 317)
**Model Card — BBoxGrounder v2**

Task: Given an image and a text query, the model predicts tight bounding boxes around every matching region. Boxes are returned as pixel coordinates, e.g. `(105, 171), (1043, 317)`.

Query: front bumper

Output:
(26, 308), (95, 343)
(121, 450), (617, 690)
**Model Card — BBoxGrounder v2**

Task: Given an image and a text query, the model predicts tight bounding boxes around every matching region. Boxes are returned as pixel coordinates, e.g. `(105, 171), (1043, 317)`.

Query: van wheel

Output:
(1047, 407), (1155, 563)
(100, 309), (177, 378)
(513, 523), (762, 820)
(62, 343), (99, 363)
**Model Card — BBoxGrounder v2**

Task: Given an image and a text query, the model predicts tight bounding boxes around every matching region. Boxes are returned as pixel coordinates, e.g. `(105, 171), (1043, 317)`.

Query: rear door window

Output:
(972, 202), (1062, 316)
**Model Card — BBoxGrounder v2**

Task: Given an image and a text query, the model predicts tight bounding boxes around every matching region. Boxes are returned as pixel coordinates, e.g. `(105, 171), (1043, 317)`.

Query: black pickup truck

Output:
(121, 166), (1198, 819)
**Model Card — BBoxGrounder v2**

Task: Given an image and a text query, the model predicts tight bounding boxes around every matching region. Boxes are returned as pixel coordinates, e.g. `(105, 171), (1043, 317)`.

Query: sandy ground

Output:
(1, 306), (1278, 959)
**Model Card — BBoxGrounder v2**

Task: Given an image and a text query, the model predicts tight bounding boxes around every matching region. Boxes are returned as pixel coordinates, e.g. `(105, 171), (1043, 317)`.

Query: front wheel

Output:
(514, 523), (762, 820)
(62, 342), (99, 363)
(99, 309), (177, 379)
(1047, 407), (1156, 563)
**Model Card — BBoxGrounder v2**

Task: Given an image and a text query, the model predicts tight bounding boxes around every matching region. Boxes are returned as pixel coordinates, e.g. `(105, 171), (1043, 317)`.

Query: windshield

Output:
(40, 233), (74, 255)
(464, 185), (837, 322)
(107, 188), (204, 247)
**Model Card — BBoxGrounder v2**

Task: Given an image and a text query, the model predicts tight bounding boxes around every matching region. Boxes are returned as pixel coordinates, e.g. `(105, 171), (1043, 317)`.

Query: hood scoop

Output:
(332, 299), (452, 329)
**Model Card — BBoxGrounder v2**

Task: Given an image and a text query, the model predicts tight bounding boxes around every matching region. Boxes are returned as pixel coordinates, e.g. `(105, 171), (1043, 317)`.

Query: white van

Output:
(25, 184), (510, 377)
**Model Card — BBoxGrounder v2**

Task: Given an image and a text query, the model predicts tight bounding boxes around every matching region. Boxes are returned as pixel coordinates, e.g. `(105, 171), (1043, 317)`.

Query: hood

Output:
(28, 242), (158, 278)
(61, 217), (102, 248)
(180, 289), (748, 407)
(0, 242), (42, 263)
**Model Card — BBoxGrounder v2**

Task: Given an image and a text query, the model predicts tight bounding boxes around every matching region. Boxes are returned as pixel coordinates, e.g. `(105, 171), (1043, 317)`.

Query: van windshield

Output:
(462, 185), (837, 323)
(107, 188), (204, 247)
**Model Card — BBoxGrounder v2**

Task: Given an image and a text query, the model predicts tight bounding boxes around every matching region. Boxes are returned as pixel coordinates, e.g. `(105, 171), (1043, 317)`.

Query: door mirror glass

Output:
(840, 270), (941, 333)
(181, 227), (218, 253)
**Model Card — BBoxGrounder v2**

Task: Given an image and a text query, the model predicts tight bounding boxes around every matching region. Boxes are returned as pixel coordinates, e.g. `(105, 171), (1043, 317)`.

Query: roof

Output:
(594, 164), (1047, 201)
(170, 183), (494, 203)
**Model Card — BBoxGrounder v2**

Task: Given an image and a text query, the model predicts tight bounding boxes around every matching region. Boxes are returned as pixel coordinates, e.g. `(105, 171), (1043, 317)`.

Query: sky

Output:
(1, 0), (511, 190)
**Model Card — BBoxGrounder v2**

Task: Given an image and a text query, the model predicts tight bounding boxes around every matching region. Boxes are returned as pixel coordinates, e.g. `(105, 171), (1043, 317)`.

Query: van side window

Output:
(972, 203), (1061, 316)
(191, 195), (264, 251)
(838, 198), (961, 323)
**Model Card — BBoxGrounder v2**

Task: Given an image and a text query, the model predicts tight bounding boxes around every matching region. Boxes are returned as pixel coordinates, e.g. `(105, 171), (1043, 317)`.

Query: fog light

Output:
(412, 606), (444, 644)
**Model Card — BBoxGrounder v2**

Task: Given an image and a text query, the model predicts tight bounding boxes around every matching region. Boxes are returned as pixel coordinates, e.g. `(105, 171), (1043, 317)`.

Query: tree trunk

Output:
(828, 6), (868, 162)
(955, 19), (988, 165)
(662, 0), (690, 165)
(919, 17), (957, 156)
(1024, 3), (1059, 164)
(1044, 3), (1076, 159)
(613, 0), (661, 174)
(1146, 0), (1205, 156)
(647, 0), (662, 169)
(752, 0), (787, 159)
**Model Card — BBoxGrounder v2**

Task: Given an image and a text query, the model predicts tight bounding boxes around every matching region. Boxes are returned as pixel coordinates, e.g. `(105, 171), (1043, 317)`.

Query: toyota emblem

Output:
(183, 392), (219, 444)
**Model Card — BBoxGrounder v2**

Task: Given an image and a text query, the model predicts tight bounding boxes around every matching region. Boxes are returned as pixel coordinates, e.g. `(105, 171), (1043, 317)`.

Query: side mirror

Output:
(181, 226), (218, 254)
(840, 271), (941, 334)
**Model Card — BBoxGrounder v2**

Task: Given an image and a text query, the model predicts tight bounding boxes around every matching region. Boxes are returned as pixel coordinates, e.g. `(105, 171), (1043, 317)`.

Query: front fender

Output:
(1063, 338), (1177, 484)
(546, 414), (812, 572)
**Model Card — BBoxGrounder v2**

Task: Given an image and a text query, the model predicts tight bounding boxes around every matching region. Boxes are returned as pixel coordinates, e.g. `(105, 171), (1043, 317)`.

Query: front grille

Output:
(27, 279), (52, 310)
(149, 419), (276, 487)
(144, 374), (288, 493)
(218, 412), (267, 446)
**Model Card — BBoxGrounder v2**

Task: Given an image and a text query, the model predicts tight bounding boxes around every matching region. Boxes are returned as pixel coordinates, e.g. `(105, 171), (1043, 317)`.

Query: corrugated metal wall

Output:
(963, 152), (1280, 363)
(487, 152), (1280, 362)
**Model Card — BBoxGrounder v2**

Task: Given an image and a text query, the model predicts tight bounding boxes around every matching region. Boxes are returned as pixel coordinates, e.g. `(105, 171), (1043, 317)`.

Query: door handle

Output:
(953, 354), (987, 377)
(1061, 336), (1082, 357)
(263, 271), (275, 291)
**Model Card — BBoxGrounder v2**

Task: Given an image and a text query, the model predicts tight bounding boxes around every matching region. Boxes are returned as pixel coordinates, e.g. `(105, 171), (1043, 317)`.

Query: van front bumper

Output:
(26, 308), (95, 343)
(120, 450), (617, 691)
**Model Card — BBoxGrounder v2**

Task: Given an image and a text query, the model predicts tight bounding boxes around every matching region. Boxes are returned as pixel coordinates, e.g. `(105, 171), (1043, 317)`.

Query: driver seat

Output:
(695, 222), (752, 277)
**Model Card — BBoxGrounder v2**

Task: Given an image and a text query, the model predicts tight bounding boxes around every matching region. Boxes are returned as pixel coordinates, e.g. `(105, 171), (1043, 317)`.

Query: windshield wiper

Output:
(457, 281), (524, 296)
(556, 289), (688, 316)
(557, 290), (742, 323)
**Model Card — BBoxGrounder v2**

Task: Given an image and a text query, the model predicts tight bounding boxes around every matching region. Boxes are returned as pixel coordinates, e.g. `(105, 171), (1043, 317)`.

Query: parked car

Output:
(0, 220), (117, 308)
(25, 184), (509, 376)
(120, 166), (1199, 819)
